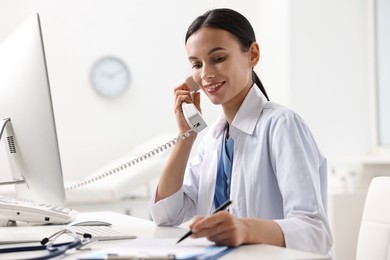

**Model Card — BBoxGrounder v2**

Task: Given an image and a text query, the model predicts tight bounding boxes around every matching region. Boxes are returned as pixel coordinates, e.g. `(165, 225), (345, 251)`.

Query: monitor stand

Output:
(0, 118), (26, 187)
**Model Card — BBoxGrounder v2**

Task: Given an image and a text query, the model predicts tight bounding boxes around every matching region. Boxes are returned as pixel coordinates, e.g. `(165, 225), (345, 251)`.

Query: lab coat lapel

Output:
(197, 116), (226, 215)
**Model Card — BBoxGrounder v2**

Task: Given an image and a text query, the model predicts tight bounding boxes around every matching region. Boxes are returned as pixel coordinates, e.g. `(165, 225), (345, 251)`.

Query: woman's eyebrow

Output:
(207, 47), (226, 55)
(188, 47), (227, 61)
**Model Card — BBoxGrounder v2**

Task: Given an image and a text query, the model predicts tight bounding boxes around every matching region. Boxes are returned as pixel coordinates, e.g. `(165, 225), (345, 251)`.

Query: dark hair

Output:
(185, 8), (269, 100)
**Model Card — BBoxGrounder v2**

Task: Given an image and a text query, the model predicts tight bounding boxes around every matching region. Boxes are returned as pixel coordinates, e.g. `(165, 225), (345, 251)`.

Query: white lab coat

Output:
(149, 85), (333, 256)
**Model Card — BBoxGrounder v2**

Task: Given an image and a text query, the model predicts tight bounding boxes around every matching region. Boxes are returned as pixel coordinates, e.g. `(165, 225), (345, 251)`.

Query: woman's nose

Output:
(201, 64), (216, 81)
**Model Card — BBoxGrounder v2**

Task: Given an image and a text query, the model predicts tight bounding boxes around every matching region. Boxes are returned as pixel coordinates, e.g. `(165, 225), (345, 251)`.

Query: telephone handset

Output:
(65, 76), (207, 191)
(182, 76), (207, 133)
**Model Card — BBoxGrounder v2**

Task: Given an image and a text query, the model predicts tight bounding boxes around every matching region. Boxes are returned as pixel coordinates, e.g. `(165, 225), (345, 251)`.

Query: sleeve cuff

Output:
(148, 188), (184, 226)
(274, 217), (332, 255)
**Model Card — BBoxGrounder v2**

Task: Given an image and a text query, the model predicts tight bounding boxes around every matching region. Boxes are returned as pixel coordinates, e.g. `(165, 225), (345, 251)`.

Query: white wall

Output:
(0, 0), (374, 181)
(290, 0), (372, 158)
(0, 0), (264, 182)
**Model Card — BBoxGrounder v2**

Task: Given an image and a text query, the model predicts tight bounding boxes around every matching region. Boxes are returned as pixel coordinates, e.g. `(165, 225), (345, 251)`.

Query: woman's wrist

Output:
(240, 218), (285, 246)
(178, 130), (197, 143)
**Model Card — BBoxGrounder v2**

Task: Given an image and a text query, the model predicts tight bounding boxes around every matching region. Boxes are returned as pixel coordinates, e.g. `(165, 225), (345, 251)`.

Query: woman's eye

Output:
(192, 63), (202, 69)
(214, 56), (225, 63)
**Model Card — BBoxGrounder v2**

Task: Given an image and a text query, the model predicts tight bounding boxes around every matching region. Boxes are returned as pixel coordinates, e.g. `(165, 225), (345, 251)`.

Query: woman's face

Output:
(185, 27), (258, 107)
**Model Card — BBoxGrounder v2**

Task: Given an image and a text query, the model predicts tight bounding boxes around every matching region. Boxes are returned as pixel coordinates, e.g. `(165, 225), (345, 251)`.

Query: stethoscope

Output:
(0, 228), (94, 260)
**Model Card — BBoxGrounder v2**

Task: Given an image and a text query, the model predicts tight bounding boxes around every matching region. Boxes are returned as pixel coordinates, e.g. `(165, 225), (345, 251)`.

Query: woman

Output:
(149, 8), (333, 256)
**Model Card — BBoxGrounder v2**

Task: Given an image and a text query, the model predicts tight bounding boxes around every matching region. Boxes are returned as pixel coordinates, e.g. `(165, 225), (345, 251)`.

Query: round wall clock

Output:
(90, 56), (130, 98)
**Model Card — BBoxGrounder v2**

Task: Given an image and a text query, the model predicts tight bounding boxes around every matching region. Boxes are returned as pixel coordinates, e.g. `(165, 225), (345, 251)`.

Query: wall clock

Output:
(90, 56), (130, 98)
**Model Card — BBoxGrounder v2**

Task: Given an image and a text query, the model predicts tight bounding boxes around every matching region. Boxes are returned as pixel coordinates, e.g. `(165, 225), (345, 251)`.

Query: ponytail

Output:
(252, 70), (269, 101)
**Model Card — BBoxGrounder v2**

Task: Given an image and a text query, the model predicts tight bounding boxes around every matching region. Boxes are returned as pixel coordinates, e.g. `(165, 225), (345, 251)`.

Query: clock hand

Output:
(110, 68), (125, 77)
(101, 69), (123, 79)
(101, 71), (112, 78)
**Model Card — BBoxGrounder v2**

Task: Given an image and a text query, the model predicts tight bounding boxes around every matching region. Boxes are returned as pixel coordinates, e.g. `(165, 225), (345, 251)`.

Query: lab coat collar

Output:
(210, 84), (268, 139)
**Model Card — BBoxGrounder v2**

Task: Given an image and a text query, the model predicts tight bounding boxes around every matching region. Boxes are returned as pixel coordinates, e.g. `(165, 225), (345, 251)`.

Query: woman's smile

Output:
(203, 81), (225, 94)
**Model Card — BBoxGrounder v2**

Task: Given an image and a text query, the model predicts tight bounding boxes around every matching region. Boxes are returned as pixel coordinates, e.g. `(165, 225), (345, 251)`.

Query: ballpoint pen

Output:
(176, 200), (232, 244)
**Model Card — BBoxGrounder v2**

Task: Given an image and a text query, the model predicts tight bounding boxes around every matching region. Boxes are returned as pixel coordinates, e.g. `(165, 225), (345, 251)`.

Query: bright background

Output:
(0, 0), (377, 182)
(1, 1), (388, 259)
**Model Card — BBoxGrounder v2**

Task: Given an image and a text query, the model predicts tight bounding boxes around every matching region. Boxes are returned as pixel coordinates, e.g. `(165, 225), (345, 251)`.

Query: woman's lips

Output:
(203, 81), (225, 93)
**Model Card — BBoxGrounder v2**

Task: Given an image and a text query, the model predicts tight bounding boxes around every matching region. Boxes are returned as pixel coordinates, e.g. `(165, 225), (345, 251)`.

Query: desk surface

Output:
(0, 211), (330, 260)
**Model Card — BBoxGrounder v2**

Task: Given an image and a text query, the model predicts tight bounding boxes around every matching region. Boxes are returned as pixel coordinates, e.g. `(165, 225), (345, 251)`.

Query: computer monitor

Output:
(0, 13), (66, 206)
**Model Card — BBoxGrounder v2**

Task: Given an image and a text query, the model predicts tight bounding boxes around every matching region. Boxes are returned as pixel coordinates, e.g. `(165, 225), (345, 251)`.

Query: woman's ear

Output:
(249, 42), (260, 67)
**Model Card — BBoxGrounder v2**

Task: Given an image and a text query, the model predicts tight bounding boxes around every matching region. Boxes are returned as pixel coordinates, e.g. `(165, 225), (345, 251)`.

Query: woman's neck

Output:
(222, 83), (252, 126)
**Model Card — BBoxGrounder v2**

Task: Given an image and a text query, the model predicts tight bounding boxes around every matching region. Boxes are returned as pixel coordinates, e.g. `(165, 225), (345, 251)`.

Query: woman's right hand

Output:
(174, 82), (201, 134)
(154, 82), (201, 202)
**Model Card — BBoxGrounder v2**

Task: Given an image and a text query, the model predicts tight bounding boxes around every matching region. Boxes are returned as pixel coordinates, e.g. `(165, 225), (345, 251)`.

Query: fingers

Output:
(172, 81), (203, 134)
(174, 83), (195, 111)
(189, 216), (205, 230)
(191, 211), (228, 232)
(174, 83), (193, 99)
(189, 212), (243, 246)
(193, 91), (201, 112)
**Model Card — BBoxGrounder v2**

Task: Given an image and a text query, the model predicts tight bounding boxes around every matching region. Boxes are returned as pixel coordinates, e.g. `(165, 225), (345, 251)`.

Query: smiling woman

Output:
(148, 8), (334, 259)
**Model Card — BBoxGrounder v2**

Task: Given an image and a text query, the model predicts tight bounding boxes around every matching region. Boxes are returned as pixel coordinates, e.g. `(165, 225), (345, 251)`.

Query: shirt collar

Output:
(211, 84), (269, 139)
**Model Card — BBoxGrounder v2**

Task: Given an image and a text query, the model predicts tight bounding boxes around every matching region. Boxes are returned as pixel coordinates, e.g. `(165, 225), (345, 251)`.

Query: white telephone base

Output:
(182, 102), (207, 133)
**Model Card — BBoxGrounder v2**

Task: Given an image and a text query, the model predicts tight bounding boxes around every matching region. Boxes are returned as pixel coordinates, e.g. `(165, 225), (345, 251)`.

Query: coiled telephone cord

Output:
(65, 130), (193, 191)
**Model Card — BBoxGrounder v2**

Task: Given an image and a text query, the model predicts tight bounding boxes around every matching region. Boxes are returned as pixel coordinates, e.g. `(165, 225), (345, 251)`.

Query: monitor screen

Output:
(0, 13), (66, 206)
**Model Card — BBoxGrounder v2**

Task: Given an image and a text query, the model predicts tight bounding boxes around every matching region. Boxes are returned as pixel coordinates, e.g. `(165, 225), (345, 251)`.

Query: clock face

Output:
(90, 56), (129, 98)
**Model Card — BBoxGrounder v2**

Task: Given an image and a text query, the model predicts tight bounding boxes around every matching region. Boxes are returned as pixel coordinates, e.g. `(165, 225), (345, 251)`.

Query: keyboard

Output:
(70, 225), (137, 241)
(0, 195), (78, 224)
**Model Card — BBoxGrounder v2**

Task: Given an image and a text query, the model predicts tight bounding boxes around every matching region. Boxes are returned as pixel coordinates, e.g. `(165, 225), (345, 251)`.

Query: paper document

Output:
(80, 237), (233, 260)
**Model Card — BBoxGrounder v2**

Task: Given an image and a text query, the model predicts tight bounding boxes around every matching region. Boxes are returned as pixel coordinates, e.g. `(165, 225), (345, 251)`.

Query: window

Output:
(375, 0), (390, 148)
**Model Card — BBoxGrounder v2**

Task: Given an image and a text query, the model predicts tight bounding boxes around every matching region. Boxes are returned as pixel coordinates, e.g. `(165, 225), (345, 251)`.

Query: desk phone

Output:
(0, 195), (77, 225)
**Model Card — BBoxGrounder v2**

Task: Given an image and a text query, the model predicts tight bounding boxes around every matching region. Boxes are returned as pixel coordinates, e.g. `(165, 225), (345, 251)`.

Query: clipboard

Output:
(78, 237), (236, 260)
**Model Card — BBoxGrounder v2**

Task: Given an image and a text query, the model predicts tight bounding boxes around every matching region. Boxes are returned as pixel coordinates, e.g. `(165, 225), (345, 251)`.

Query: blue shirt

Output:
(214, 127), (234, 208)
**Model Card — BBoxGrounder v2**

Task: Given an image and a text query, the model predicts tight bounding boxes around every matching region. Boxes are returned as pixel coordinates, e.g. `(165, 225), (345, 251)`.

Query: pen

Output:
(176, 200), (232, 244)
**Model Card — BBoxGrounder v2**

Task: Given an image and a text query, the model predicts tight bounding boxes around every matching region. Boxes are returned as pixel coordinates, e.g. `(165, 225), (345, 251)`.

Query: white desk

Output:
(0, 211), (330, 260)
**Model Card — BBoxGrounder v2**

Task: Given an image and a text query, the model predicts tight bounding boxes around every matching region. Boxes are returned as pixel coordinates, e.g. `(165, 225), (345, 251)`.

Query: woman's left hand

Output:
(189, 211), (247, 247)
